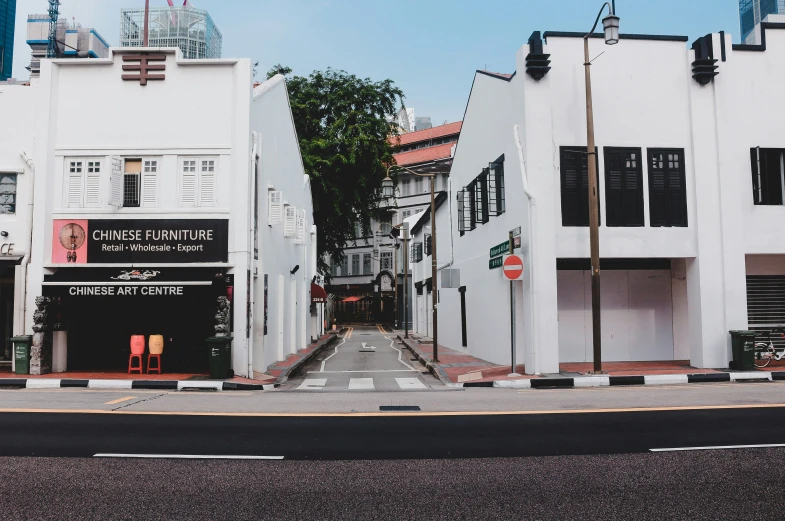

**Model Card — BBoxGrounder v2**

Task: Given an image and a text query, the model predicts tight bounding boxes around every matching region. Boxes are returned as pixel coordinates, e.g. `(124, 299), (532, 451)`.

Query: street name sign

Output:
(510, 226), (522, 237)
(503, 255), (524, 281)
(490, 241), (509, 259)
(489, 256), (503, 270)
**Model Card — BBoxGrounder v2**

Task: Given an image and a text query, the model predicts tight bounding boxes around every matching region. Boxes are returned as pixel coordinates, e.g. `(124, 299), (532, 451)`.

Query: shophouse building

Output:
(20, 46), (317, 377)
(424, 25), (785, 374)
(326, 121), (459, 326)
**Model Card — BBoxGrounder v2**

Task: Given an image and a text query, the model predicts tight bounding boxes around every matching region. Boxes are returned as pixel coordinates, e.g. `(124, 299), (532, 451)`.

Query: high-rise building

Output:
(740, 0), (785, 44)
(26, 13), (110, 79)
(0, 0), (16, 81)
(120, 3), (222, 59)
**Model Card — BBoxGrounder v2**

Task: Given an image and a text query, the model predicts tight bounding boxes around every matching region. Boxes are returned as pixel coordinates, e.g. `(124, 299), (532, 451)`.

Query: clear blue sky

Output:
(13, 0), (740, 125)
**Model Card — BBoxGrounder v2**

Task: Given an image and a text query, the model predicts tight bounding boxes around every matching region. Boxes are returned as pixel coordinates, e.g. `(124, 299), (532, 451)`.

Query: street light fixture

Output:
(584, 1), (620, 374)
(386, 164), (448, 363)
(381, 176), (395, 199)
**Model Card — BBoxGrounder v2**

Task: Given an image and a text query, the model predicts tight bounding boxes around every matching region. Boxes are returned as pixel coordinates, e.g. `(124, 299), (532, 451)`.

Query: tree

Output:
(267, 65), (404, 275)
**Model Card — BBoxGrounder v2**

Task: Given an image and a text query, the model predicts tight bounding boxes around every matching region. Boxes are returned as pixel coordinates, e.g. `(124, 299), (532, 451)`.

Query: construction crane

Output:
(46, 0), (61, 59)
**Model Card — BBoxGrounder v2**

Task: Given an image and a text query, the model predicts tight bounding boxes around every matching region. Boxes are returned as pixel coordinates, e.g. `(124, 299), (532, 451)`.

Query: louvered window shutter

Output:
(67, 160), (84, 208)
(199, 159), (216, 207)
(284, 206), (297, 238)
(84, 160), (101, 207)
(648, 149), (686, 227)
(110, 157), (124, 208)
(141, 160), (158, 207)
(268, 191), (282, 225)
(180, 159), (197, 207)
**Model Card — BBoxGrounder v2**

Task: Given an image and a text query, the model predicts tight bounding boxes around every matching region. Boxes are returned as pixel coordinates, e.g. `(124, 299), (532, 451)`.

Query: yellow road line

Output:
(104, 396), (137, 405)
(346, 327), (354, 339)
(1, 403), (785, 418)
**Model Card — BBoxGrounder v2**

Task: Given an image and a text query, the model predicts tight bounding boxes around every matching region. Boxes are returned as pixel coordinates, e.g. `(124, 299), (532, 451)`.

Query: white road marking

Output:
(349, 378), (375, 390)
(650, 443), (785, 452)
(396, 377), (427, 390)
(387, 337), (418, 371)
(320, 336), (346, 372)
(297, 378), (327, 390)
(94, 454), (284, 460)
(309, 370), (417, 374)
(360, 342), (376, 350)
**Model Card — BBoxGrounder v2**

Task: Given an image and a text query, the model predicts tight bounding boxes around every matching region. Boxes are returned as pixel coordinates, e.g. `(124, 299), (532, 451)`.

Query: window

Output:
(123, 160), (141, 208)
(0, 174), (17, 214)
(341, 257), (349, 276)
(457, 189), (474, 235)
(560, 147), (600, 227)
(363, 253), (372, 275)
(378, 216), (392, 236)
(474, 171), (489, 224)
(415, 178), (423, 194)
(284, 205), (297, 238)
(268, 190), (282, 225)
(121, 158), (157, 208)
(424, 234), (432, 256)
(402, 210), (412, 220)
(412, 242), (423, 263)
(400, 179), (410, 196)
(351, 254), (360, 275)
(295, 209), (306, 245)
(648, 149), (688, 227)
(487, 157), (505, 216)
(604, 147), (644, 227)
(180, 158), (216, 207)
(381, 251), (393, 271)
(751, 148), (785, 206)
(66, 159), (102, 208)
(331, 259), (340, 277)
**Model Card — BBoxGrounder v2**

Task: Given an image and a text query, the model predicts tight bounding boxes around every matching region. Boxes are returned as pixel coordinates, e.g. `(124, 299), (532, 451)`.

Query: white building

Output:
(14, 46), (317, 377)
(420, 26), (785, 373)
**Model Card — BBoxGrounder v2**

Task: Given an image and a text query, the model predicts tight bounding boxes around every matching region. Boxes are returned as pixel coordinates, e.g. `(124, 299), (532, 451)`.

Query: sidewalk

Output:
(263, 333), (339, 384)
(398, 333), (785, 389)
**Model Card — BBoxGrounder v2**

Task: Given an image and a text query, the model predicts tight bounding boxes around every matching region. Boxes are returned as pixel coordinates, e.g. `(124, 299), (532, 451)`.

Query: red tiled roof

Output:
(393, 142), (455, 167)
(391, 121), (462, 147)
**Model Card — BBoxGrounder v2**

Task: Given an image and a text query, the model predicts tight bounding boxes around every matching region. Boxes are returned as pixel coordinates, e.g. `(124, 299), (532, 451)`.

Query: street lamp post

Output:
(583, 2), (620, 374)
(386, 165), (446, 363)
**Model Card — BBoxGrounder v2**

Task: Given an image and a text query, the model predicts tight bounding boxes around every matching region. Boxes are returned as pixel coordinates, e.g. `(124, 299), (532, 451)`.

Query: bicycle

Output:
(753, 327), (785, 368)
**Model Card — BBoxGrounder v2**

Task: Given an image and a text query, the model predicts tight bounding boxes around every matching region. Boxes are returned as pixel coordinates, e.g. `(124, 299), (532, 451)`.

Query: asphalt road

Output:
(1, 450), (783, 520)
(281, 325), (442, 392)
(2, 406), (785, 459)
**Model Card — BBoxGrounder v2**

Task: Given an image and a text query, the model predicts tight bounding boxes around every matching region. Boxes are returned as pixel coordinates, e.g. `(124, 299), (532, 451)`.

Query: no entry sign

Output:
(503, 254), (524, 281)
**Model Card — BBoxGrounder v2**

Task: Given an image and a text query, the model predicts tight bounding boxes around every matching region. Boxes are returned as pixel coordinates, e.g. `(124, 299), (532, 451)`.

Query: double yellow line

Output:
(376, 325), (385, 334)
(345, 327), (354, 339)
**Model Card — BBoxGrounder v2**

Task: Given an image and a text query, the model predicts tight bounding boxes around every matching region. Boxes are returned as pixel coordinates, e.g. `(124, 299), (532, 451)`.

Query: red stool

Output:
(147, 354), (161, 374)
(128, 354), (143, 374)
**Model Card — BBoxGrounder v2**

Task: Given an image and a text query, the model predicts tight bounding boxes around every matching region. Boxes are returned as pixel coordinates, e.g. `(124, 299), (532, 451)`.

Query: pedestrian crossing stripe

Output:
(295, 378), (427, 391)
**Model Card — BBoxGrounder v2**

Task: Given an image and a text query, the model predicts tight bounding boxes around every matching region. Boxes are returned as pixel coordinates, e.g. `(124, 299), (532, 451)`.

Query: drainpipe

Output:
(513, 125), (539, 375)
(17, 152), (35, 338)
(247, 132), (259, 378)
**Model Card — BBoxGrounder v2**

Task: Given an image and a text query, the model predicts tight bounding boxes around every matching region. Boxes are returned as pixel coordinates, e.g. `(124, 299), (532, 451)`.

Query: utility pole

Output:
(430, 174), (439, 363)
(403, 223), (410, 338)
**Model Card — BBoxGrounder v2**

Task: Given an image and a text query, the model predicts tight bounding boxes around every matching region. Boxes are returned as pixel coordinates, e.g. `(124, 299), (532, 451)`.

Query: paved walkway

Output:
(398, 333), (777, 385)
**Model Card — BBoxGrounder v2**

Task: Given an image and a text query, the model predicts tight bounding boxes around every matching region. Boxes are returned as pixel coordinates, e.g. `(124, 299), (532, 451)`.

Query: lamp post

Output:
(584, 2), (620, 374)
(387, 165), (447, 363)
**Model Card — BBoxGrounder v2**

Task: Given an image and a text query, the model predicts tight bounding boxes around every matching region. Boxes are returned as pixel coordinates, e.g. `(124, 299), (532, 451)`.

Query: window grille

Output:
(488, 158), (505, 216)
(424, 234), (432, 256)
(0, 174), (17, 214)
(475, 170), (490, 224)
(381, 251), (393, 271)
(123, 174), (140, 207)
(412, 242), (423, 263)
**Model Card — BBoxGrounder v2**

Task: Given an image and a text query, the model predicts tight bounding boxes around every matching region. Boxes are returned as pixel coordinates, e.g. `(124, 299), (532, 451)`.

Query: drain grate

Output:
(380, 405), (421, 412)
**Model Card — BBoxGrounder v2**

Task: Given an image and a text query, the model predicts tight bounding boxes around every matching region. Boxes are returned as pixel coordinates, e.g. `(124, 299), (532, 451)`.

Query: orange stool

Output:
(128, 354), (143, 374)
(147, 354), (161, 374)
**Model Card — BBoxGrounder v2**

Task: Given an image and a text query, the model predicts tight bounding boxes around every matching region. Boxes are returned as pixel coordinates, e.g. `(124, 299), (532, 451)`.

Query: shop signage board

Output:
(41, 268), (228, 297)
(52, 219), (229, 264)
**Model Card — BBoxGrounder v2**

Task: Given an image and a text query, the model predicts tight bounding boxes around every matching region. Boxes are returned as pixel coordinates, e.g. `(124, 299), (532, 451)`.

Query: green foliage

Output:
(269, 65), (404, 274)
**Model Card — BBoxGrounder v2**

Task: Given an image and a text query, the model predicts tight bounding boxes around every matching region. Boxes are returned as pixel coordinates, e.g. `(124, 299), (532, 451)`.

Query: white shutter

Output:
(84, 160), (101, 207)
(199, 159), (216, 207)
(66, 160), (84, 208)
(284, 205), (297, 238)
(295, 209), (306, 244)
(180, 159), (197, 207)
(110, 157), (124, 208)
(141, 160), (158, 207)
(268, 191), (282, 225)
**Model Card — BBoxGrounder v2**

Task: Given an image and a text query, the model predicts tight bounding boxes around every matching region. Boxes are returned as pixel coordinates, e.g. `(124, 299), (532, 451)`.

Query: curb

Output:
(481, 371), (780, 390)
(397, 336), (462, 388)
(0, 378), (275, 391)
(268, 333), (340, 386)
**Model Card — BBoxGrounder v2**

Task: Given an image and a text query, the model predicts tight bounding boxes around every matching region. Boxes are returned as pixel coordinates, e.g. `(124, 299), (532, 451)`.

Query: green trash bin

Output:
(207, 336), (233, 379)
(729, 330), (758, 371)
(11, 336), (32, 375)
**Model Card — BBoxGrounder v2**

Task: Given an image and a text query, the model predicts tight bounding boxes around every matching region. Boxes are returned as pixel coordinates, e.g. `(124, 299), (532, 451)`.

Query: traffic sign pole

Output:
(508, 231), (521, 377)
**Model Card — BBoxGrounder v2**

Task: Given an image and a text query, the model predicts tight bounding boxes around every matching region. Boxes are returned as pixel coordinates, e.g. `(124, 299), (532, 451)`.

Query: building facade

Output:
(0, 0), (15, 80)
(325, 121), (459, 326)
(1, 47), (317, 378)
(420, 26), (785, 374)
(740, 0), (785, 44)
(120, 5), (222, 59)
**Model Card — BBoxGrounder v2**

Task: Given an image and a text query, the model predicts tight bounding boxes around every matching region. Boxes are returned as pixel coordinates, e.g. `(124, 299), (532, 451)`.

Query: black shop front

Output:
(44, 219), (231, 374)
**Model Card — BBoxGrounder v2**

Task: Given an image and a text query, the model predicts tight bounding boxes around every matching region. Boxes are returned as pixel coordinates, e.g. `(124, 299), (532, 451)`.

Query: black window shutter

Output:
(560, 147), (599, 227)
(648, 148), (687, 227)
(751, 148), (761, 205)
(604, 147), (643, 227)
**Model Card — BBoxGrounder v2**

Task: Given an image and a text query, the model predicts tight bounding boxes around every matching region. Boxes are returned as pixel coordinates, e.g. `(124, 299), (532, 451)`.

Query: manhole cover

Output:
(380, 406), (420, 412)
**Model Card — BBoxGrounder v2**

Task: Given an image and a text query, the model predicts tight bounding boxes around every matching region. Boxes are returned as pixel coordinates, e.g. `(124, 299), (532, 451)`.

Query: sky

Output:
(12, 0), (740, 125)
